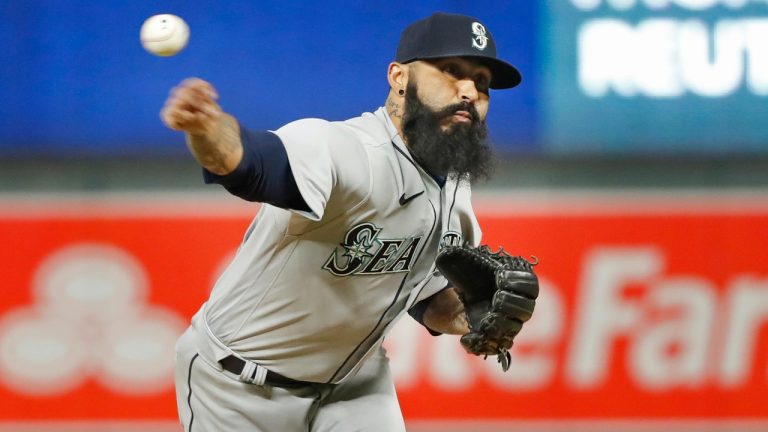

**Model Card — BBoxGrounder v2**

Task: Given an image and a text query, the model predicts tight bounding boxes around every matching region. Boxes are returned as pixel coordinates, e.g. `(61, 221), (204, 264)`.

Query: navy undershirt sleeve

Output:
(408, 285), (451, 336)
(202, 126), (310, 211)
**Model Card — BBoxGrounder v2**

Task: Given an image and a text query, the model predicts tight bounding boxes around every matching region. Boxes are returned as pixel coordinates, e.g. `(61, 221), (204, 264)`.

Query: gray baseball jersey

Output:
(188, 107), (481, 384)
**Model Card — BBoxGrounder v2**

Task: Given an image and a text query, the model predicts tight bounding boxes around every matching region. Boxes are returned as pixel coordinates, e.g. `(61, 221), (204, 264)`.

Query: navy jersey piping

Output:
(328, 200), (439, 382)
(447, 179), (460, 232)
(185, 353), (199, 432)
(392, 142), (446, 188)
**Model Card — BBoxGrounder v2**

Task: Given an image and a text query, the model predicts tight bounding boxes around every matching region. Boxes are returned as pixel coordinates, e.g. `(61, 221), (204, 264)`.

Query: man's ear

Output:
(387, 62), (409, 95)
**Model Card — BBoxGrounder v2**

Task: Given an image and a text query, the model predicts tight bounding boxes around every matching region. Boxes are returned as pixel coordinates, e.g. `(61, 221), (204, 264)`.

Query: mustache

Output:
(432, 101), (481, 123)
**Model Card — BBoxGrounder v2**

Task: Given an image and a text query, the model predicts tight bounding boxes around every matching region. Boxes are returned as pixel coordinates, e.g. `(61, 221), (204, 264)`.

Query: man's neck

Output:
(384, 96), (406, 140)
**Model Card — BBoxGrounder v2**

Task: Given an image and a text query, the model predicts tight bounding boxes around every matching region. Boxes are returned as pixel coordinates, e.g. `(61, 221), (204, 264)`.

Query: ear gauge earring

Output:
(398, 88), (405, 96)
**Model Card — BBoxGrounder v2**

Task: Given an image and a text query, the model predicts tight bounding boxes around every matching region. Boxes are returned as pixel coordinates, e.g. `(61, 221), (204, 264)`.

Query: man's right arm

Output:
(186, 114), (242, 176)
(160, 77), (309, 211)
(161, 78), (243, 175)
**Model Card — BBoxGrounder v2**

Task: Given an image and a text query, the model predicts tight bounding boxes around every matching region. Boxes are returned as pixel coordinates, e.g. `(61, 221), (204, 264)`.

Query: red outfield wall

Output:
(0, 192), (766, 423)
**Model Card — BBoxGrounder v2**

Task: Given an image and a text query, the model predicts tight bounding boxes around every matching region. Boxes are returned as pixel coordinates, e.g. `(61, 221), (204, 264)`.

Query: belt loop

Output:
(238, 359), (268, 385)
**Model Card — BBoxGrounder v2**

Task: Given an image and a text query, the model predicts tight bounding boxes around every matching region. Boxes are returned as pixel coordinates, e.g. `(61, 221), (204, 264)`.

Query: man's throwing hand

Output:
(160, 78), (222, 137)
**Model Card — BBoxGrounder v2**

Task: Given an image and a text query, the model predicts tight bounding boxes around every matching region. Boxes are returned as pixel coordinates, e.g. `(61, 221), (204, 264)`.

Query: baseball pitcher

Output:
(161, 12), (538, 432)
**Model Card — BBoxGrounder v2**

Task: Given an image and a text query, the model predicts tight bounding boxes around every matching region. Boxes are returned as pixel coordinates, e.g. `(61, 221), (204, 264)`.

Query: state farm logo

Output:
(567, 246), (768, 389)
(0, 243), (185, 396)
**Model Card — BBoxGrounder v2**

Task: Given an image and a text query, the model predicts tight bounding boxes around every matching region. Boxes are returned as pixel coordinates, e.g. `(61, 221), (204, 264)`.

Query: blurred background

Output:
(1, 0), (767, 431)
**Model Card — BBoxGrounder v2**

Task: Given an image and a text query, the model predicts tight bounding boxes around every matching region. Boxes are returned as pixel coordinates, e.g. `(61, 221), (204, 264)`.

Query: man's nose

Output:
(458, 79), (479, 103)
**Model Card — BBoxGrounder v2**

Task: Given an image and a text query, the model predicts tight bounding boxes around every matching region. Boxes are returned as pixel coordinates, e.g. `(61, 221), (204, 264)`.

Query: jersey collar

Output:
(374, 107), (447, 188)
(374, 106), (408, 154)
(373, 107), (429, 198)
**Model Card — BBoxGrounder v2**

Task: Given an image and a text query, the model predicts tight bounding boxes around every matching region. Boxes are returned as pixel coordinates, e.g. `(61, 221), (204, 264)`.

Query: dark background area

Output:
(2, 0), (767, 191)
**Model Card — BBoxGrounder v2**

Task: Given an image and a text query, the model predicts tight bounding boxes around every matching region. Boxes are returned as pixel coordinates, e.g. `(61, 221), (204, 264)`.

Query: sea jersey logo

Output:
(471, 22), (488, 51)
(323, 223), (422, 276)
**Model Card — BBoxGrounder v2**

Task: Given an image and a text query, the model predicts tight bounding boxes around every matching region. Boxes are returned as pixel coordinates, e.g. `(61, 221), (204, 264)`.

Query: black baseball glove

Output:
(435, 244), (539, 371)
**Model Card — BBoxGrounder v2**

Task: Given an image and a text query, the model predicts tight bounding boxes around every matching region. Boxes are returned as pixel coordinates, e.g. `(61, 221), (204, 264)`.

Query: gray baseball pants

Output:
(174, 325), (407, 431)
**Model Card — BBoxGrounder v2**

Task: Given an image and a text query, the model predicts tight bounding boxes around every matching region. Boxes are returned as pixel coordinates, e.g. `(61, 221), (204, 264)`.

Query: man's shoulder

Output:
(336, 110), (391, 148)
(274, 117), (334, 135)
(275, 112), (389, 144)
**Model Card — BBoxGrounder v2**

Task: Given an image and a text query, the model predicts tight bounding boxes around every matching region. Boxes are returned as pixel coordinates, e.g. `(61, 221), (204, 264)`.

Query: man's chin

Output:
(440, 118), (473, 132)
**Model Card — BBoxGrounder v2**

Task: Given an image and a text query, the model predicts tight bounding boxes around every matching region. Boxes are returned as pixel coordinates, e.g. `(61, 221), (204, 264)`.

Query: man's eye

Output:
(442, 65), (460, 77)
(476, 75), (490, 89)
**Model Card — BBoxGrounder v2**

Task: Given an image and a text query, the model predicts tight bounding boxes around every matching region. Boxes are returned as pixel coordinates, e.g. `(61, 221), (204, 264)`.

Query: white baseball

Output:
(140, 14), (190, 57)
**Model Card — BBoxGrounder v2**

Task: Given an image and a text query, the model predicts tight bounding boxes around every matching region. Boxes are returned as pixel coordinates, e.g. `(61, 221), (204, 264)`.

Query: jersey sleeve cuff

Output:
(407, 289), (448, 337)
(201, 127), (255, 187)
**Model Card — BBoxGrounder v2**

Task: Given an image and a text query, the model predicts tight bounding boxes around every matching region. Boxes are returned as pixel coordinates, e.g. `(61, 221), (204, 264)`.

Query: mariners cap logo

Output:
(471, 22), (488, 50)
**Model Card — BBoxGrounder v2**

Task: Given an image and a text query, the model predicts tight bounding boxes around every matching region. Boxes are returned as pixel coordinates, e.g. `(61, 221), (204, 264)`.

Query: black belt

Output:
(219, 355), (313, 389)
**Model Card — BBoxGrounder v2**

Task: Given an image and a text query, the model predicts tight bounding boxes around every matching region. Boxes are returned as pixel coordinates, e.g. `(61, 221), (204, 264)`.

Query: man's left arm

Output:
(416, 287), (470, 335)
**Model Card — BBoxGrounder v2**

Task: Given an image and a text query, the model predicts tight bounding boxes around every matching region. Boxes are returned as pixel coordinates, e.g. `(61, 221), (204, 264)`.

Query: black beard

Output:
(401, 81), (494, 182)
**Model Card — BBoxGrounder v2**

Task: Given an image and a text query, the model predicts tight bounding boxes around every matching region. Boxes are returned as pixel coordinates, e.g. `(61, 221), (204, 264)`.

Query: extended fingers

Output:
(161, 78), (221, 133)
(170, 80), (218, 107)
(161, 105), (202, 129)
(178, 77), (219, 100)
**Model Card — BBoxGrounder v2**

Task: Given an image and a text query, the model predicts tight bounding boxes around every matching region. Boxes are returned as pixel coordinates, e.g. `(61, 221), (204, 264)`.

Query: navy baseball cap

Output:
(395, 12), (522, 89)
